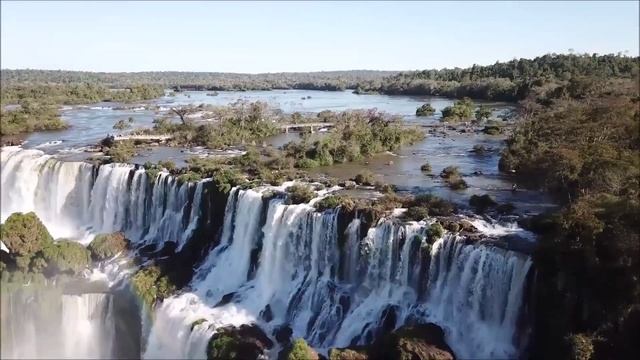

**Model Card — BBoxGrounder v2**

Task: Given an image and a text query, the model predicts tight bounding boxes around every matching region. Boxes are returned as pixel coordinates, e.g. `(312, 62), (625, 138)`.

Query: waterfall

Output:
(144, 187), (534, 359)
(1, 288), (116, 359)
(1, 147), (534, 359)
(0, 147), (206, 248)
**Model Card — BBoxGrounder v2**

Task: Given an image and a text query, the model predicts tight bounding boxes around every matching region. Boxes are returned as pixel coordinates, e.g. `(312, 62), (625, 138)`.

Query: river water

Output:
(17, 89), (550, 213)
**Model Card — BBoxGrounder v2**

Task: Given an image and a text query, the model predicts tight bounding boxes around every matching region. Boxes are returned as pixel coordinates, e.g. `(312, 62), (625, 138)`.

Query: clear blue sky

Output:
(1, 1), (638, 73)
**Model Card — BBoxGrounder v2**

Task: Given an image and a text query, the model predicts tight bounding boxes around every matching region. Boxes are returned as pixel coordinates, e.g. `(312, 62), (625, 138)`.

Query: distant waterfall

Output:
(1, 289), (116, 359)
(0, 146), (205, 248)
(143, 187), (534, 359)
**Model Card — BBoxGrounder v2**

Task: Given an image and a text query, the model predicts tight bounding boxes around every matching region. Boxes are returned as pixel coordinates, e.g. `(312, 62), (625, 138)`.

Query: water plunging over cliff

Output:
(1, 289), (116, 359)
(1, 147), (533, 359)
(143, 187), (533, 359)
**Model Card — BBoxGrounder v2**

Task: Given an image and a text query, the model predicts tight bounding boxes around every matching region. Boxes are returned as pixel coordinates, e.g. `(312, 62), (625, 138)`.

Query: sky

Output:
(1, 1), (638, 73)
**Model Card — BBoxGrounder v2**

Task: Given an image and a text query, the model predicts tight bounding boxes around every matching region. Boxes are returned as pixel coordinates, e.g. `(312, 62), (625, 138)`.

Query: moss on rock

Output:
(88, 232), (129, 261)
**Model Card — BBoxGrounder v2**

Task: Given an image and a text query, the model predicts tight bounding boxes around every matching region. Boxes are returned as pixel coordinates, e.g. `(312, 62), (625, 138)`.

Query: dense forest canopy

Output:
(0, 69), (398, 91)
(356, 53), (640, 101)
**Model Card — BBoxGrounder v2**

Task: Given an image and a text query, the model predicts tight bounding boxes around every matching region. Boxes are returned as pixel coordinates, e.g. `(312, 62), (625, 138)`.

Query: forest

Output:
(499, 59), (639, 359)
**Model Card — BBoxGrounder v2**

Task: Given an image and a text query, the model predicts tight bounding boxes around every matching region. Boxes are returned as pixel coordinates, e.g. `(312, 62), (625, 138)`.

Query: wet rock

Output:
(329, 347), (369, 360)
(214, 292), (236, 307)
(206, 324), (273, 360)
(378, 324), (455, 360)
(260, 304), (274, 322)
(328, 323), (455, 360)
(273, 325), (293, 344)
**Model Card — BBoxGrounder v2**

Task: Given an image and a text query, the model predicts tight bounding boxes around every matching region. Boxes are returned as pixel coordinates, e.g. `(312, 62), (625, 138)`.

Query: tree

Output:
(475, 105), (492, 122)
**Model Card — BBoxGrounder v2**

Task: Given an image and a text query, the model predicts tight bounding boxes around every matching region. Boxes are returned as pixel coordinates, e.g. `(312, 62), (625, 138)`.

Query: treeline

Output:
(355, 53), (639, 101)
(499, 65), (639, 357)
(0, 84), (163, 136)
(1, 69), (397, 91)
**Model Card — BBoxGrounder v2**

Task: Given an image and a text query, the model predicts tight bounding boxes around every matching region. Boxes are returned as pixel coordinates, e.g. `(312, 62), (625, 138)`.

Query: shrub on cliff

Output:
(427, 223), (444, 243)
(0, 212), (53, 256)
(41, 240), (91, 274)
(105, 140), (135, 163)
(286, 339), (318, 360)
(131, 265), (176, 308)
(88, 232), (129, 261)
(286, 184), (316, 205)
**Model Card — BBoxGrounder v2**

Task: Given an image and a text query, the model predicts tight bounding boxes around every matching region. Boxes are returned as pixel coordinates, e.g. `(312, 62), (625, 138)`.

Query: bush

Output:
(440, 166), (460, 179)
(354, 171), (375, 186)
(427, 223), (444, 243)
(105, 141), (135, 163)
(287, 339), (317, 360)
(446, 176), (468, 190)
(88, 232), (129, 261)
(207, 335), (237, 359)
(41, 240), (91, 274)
(286, 184), (316, 205)
(441, 98), (474, 122)
(1, 212), (53, 256)
(405, 206), (429, 221)
(295, 158), (320, 169)
(416, 103), (435, 116)
(315, 195), (344, 212)
(420, 162), (432, 174)
(131, 265), (176, 308)
(566, 333), (595, 360)
(469, 194), (497, 213)
(475, 105), (492, 122)
(113, 119), (132, 130)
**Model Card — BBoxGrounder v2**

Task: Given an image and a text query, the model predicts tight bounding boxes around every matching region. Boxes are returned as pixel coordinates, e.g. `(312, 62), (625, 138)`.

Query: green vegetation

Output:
(286, 184), (316, 205)
(0, 100), (68, 135)
(500, 59), (639, 359)
(440, 166), (468, 190)
(283, 110), (423, 168)
(353, 171), (375, 186)
(415, 103), (435, 116)
(0, 83), (162, 135)
(440, 98), (474, 122)
(314, 195), (351, 212)
(207, 335), (236, 359)
(286, 339), (317, 360)
(1, 69), (396, 91)
(426, 223), (444, 243)
(1, 212), (90, 277)
(87, 232), (129, 260)
(403, 193), (455, 221)
(104, 140), (136, 163)
(355, 53), (639, 102)
(149, 101), (279, 148)
(131, 265), (176, 308)
(0, 212), (53, 256)
(41, 240), (91, 274)
(475, 105), (492, 122)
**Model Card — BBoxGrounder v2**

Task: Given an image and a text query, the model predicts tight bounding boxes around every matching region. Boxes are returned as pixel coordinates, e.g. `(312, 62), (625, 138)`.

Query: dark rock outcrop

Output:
(206, 324), (274, 360)
(329, 323), (455, 360)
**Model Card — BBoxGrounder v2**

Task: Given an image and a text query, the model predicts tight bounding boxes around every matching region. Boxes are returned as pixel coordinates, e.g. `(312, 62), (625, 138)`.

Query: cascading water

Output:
(1, 288), (116, 359)
(1, 147), (535, 359)
(0, 146), (205, 247)
(143, 187), (534, 359)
